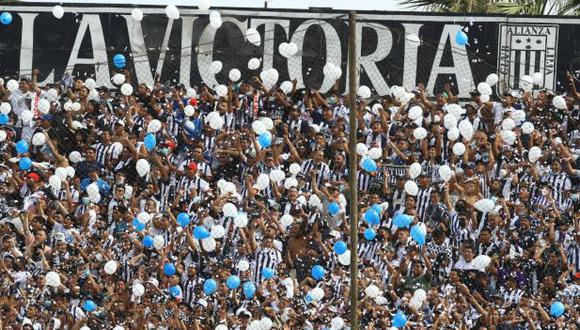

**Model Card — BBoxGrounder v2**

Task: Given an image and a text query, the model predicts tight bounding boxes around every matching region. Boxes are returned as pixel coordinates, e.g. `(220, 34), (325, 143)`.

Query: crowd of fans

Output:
(0, 64), (578, 330)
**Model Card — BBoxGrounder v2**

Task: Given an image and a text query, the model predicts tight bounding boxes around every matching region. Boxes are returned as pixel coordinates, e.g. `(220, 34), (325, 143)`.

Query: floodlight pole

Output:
(347, 10), (359, 330)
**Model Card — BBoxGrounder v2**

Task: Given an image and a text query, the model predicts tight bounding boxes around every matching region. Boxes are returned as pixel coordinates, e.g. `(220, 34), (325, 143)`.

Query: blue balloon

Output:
(0, 114), (8, 125)
(15, 140), (29, 154)
(226, 275), (241, 289)
(410, 225), (426, 245)
(393, 214), (411, 228)
(243, 281), (256, 299)
(261, 267), (275, 280)
(311, 265), (325, 280)
(364, 228), (376, 241)
(362, 158), (377, 172)
(393, 311), (407, 328)
(184, 120), (196, 135)
(144, 133), (156, 151)
(113, 54), (126, 69)
(258, 132), (272, 148)
(203, 279), (217, 295)
(328, 202), (340, 216)
(169, 285), (182, 297)
(0, 12), (13, 25)
(177, 212), (190, 227)
(193, 226), (211, 240)
(333, 241), (347, 255)
(364, 209), (380, 225)
(371, 204), (382, 215)
(455, 30), (468, 46)
(83, 300), (97, 312)
(550, 301), (565, 317)
(19, 157), (32, 170)
(164, 263), (176, 276)
(132, 218), (145, 231)
(305, 291), (314, 303)
(142, 235), (153, 248)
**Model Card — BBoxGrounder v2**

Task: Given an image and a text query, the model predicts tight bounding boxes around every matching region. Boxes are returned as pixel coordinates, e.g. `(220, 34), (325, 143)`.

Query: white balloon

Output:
(223, 203), (238, 217)
(0, 130), (7, 142)
(278, 42), (290, 57)
(131, 8), (144, 21)
(209, 10), (222, 29)
(84, 78), (96, 90)
(286, 43), (298, 57)
(552, 95), (566, 110)
(46, 89), (59, 102)
(198, 0), (211, 10)
(137, 211), (151, 224)
(500, 130), (516, 145)
(260, 68), (279, 87)
(112, 73), (126, 85)
(284, 177), (298, 189)
(69, 151), (82, 163)
(214, 85), (228, 98)
(0, 102), (11, 115)
(521, 122), (534, 134)
(259, 116), (274, 130)
(512, 109), (526, 122)
(165, 4), (180, 19)
(71, 102), (81, 112)
(413, 288), (427, 302)
(104, 260), (118, 274)
(528, 146), (542, 163)
(153, 235), (165, 250)
(367, 147), (382, 160)
(357, 85), (371, 99)
(237, 260), (250, 272)
(472, 255), (491, 271)
(453, 143), (466, 156)
(311, 287), (324, 301)
(365, 284), (380, 298)
(413, 127), (428, 140)
(256, 173), (270, 190)
(209, 61), (223, 74)
(447, 127), (460, 141)
(485, 73), (499, 86)
(89, 193), (101, 203)
(438, 165), (453, 181)
(409, 296), (422, 310)
(458, 119), (474, 140)
(49, 175), (61, 191)
(201, 237), (216, 252)
(338, 250), (351, 266)
(250, 121), (266, 135)
(52, 5), (64, 19)
(209, 115), (224, 130)
(136, 159), (150, 177)
(269, 169), (285, 183)
(6, 79), (19, 92)
(211, 225), (225, 239)
(32, 133), (46, 146)
(289, 163), (301, 175)
(532, 72), (543, 86)
(279, 81), (293, 94)
(147, 119), (162, 133)
(308, 194), (321, 209)
(120, 83), (133, 96)
(280, 214), (294, 228)
(408, 163), (422, 179)
(187, 88), (197, 98)
(66, 166), (75, 178)
(55, 167), (67, 181)
(234, 212), (248, 227)
(444, 114), (458, 129)
(246, 27), (261, 46)
(520, 75), (533, 89)
(480, 94), (490, 103)
(260, 317), (273, 330)
(248, 58), (261, 70)
(132, 283), (145, 297)
(38, 99), (51, 114)
(404, 180), (419, 196)
(331, 317), (345, 330)
(184, 105), (195, 117)
(45, 271), (61, 287)
(88, 89), (99, 101)
(356, 143), (368, 156)
(477, 82), (492, 96)
(473, 198), (495, 213)
(408, 106), (423, 120)
(502, 118), (515, 131)
(228, 68), (241, 82)
(21, 110), (33, 123)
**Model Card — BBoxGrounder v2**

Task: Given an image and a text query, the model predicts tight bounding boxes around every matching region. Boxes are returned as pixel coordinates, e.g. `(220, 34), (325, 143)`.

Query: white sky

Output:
(24, 0), (410, 11)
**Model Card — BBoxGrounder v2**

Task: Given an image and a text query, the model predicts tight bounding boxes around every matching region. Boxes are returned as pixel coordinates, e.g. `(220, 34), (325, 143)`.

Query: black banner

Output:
(1, 3), (580, 97)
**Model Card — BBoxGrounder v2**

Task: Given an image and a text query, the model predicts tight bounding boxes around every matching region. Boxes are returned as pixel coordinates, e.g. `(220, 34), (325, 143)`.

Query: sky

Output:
(24, 0), (410, 11)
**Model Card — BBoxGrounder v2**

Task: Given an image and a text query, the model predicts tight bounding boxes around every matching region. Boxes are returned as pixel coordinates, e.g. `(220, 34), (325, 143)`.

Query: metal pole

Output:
(264, 1), (268, 8)
(347, 10), (359, 330)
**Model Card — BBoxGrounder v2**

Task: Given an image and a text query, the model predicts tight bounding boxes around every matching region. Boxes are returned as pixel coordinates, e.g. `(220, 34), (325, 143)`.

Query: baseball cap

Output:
(27, 173), (40, 182)
(187, 162), (197, 171)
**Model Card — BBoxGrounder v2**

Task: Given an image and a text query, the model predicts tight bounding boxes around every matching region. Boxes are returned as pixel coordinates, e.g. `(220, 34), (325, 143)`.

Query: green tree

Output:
(400, 0), (580, 15)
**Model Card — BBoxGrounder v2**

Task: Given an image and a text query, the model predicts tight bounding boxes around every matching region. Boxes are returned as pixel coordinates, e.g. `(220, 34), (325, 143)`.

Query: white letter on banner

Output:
(17, 14), (41, 81)
(344, 21), (392, 96)
(123, 15), (176, 88)
(426, 24), (473, 97)
(198, 17), (247, 88)
(250, 19), (290, 70)
(401, 23), (422, 92)
(288, 20), (341, 93)
(65, 15), (112, 88)
(180, 16), (197, 89)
